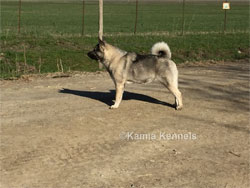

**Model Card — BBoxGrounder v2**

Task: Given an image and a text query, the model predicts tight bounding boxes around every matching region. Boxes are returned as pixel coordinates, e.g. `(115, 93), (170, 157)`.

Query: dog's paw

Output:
(175, 105), (183, 111)
(109, 105), (119, 109)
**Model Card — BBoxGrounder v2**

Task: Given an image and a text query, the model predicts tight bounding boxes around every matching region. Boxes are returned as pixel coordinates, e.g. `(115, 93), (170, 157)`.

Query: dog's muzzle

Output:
(87, 51), (99, 61)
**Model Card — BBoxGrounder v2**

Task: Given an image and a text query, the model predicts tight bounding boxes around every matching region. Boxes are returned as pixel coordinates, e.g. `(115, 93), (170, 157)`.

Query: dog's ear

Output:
(98, 37), (106, 52)
(98, 37), (105, 47)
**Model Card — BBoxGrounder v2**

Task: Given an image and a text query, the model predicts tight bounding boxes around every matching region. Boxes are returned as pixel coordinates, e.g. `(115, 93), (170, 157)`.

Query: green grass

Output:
(1, 33), (249, 79)
(0, 1), (249, 78)
(1, 1), (249, 35)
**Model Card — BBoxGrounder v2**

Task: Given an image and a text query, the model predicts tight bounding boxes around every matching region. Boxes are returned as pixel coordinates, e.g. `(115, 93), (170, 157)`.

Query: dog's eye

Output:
(97, 44), (100, 50)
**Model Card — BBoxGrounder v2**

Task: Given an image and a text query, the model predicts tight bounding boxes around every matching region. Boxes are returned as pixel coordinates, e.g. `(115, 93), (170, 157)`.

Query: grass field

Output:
(0, 1), (249, 78)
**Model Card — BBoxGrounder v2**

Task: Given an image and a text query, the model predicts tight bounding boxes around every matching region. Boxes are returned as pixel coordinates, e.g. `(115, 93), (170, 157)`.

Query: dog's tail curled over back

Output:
(151, 42), (171, 59)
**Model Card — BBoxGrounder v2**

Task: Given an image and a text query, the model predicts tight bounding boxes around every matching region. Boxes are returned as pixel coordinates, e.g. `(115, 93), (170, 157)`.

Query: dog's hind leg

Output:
(167, 84), (183, 110)
(110, 83), (125, 109)
(158, 74), (183, 110)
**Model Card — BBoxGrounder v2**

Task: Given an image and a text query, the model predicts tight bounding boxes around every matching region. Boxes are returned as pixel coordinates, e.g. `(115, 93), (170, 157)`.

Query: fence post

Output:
(223, 0), (228, 34)
(99, 0), (103, 69)
(82, 0), (85, 36)
(181, 0), (185, 36)
(134, 0), (138, 34)
(99, 0), (103, 40)
(18, 0), (21, 34)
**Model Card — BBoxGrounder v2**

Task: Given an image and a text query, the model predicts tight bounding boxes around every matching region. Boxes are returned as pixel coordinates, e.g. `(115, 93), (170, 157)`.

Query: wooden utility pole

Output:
(99, 0), (103, 40)
(18, 0), (21, 34)
(134, 0), (138, 34)
(99, 0), (103, 69)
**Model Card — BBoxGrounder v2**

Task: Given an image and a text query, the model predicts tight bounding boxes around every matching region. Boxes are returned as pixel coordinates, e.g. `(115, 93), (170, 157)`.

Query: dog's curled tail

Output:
(151, 42), (171, 59)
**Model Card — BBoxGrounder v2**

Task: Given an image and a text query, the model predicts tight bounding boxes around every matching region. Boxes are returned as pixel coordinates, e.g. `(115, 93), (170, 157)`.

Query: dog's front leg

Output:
(110, 83), (124, 109)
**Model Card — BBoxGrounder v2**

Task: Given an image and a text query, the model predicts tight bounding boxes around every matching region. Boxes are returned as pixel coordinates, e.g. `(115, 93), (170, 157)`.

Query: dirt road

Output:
(1, 60), (249, 188)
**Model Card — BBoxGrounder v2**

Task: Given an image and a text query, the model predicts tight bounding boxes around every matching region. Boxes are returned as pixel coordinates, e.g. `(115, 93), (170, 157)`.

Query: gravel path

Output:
(1, 60), (249, 188)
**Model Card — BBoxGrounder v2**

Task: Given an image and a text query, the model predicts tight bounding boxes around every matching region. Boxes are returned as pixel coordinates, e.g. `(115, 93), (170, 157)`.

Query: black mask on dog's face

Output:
(87, 39), (105, 61)
(87, 49), (99, 61)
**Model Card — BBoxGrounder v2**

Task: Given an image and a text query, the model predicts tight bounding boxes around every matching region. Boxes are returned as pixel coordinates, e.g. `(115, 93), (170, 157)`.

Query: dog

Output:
(87, 39), (183, 110)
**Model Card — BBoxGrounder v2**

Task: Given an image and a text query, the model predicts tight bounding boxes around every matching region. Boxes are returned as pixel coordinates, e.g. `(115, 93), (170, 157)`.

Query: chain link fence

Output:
(1, 0), (249, 36)
(1, 0), (249, 78)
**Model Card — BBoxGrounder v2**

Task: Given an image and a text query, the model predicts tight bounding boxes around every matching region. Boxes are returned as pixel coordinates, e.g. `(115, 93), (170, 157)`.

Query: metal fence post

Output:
(223, 0), (228, 34)
(181, 0), (185, 36)
(134, 0), (138, 34)
(82, 0), (85, 36)
(18, 0), (21, 34)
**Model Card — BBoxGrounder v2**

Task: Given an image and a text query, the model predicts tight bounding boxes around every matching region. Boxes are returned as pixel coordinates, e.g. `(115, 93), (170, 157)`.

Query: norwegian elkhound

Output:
(87, 39), (183, 110)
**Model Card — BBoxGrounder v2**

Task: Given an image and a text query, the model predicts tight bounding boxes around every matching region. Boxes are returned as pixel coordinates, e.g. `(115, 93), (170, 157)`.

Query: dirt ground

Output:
(0, 60), (249, 188)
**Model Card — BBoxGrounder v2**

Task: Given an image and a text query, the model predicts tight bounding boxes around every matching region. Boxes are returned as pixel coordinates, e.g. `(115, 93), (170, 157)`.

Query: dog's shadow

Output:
(59, 88), (175, 109)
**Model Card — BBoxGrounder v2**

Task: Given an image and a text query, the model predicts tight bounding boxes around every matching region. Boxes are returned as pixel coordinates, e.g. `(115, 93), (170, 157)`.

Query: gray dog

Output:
(87, 39), (183, 110)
